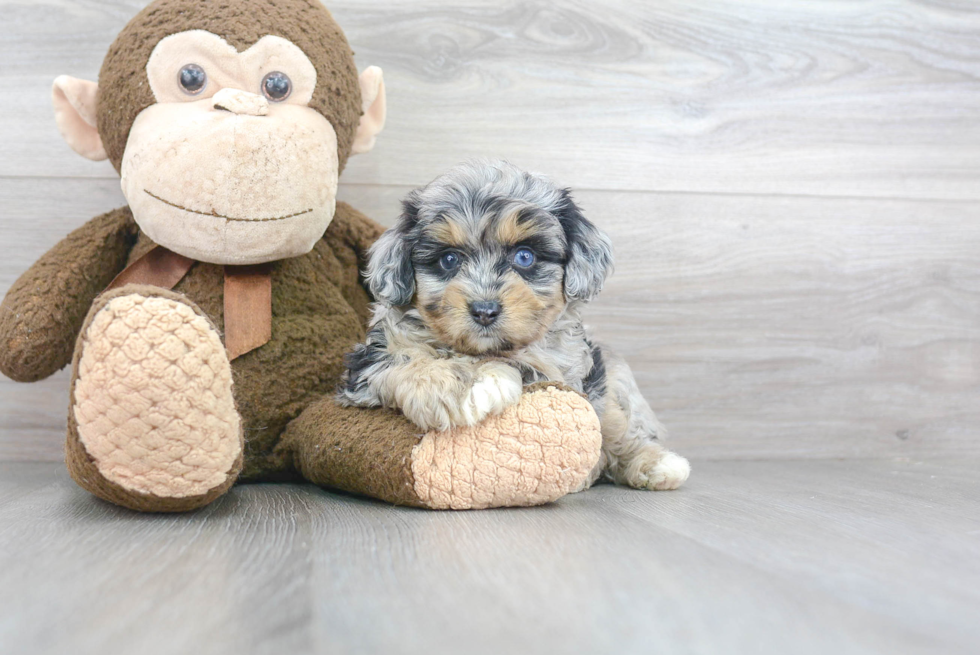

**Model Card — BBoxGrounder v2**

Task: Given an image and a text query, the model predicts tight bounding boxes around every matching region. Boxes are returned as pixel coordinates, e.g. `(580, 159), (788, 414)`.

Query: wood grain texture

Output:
(3, 178), (979, 461)
(338, 185), (980, 460)
(585, 191), (980, 459)
(1, 459), (978, 655)
(2, 0), (980, 198)
(3, 4), (979, 653)
(2, 0), (979, 461)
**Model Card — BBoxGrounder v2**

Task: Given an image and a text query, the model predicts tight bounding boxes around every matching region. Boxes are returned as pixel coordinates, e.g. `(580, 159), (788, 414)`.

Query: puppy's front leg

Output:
(342, 349), (522, 431)
(395, 358), (522, 431)
(458, 360), (524, 427)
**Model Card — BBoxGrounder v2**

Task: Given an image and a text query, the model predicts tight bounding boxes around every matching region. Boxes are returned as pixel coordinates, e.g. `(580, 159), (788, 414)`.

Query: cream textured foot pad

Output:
(411, 385), (603, 510)
(72, 293), (242, 498)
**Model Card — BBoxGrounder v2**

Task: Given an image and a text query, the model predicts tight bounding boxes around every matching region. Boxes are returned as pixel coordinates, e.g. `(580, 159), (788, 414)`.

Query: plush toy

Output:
(0, 0), (601, 512)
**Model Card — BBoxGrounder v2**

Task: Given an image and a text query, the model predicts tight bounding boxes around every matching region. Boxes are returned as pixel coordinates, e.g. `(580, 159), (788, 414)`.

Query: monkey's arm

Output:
(321, 201), (386, 325)
(328, 201), (386, 270)
(0, 207), (138, 382)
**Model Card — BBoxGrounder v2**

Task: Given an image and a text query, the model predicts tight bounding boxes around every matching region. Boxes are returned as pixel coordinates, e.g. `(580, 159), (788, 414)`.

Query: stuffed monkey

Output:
(0, 0), (601, 512)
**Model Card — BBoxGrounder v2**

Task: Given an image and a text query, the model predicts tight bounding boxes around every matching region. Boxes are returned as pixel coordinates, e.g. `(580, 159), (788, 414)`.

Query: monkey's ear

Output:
(351, 66), (386, 155)
(52, 76), (107, 161)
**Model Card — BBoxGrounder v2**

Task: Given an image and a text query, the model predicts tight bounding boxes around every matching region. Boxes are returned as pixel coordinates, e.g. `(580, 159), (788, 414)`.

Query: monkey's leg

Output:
(278, 382), (603, 510)
(66, 285), (243, 512)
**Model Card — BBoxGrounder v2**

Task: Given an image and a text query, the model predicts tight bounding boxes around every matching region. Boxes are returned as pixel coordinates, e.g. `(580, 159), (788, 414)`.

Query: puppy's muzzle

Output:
(469, 300), (501, 326)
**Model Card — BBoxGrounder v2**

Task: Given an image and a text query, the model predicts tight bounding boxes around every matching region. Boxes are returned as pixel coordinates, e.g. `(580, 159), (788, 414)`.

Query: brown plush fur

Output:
(0, 200), (405, 482)
(97, 0), (363, 173)
(125, 202), (386, 481)
(279, 396), (428, 507)
(2, 0), (604, 511)
(281, 380), (586, 508)
(0, 208), (138, 382)
(50, 202), (432, 506)
(0, 0), (430, 508)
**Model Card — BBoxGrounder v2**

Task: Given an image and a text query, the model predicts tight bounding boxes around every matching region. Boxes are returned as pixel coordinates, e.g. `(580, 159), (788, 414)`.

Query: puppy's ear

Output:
(366, 194), (420, 306)
(556, 190), (613, 302)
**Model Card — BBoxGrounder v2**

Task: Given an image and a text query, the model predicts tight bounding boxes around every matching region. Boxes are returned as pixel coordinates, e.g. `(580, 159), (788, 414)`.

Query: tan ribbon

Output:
(106, 246), (273, 361)
(223, 264), (273, 361)
(106, 245), (195, 291)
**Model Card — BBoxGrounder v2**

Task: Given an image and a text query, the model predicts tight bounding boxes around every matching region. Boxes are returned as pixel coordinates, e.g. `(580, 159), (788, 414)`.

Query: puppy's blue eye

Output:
(513, 248), (535, 268)
(439, 252), (460, 271)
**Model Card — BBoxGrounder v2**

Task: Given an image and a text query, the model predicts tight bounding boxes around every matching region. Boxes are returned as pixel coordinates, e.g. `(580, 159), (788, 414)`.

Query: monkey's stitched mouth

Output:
(144, 189), (313, 223)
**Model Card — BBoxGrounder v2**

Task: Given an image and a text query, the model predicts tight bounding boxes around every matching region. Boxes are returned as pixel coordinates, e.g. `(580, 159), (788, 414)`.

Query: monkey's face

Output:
(121, 31), (339, 265)
(52, 0), (386, 266)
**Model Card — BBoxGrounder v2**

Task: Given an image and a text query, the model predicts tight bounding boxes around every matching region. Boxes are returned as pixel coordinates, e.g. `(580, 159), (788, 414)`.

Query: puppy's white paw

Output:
(624, 447), (691, 491)
(457, 362), (523, 426)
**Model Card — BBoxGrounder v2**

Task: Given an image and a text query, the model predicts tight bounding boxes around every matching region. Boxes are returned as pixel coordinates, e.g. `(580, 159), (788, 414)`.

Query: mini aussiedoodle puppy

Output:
(338, 160), (689, 491)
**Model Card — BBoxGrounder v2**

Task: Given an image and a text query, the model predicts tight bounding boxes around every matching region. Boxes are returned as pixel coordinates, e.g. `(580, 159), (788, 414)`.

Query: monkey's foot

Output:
(67, 286), (243, 512)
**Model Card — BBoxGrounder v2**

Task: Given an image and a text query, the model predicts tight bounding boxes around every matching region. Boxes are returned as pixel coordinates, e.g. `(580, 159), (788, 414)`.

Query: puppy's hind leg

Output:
(598, 352), (690, 491)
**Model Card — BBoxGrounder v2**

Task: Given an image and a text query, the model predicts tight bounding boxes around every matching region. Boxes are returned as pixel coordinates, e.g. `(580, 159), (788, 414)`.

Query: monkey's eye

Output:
(439, 252), (461, 272)
(178, 64), (207, 95)
(513, 248), (535, 268)
(262, 72), (292, 101)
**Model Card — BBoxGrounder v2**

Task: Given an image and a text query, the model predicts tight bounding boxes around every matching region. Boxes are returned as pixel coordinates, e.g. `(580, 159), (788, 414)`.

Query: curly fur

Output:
(339, 160), (690, 490)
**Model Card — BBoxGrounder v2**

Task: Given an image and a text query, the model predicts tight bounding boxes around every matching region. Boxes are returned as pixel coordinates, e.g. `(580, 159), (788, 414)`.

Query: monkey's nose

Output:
(469, 301), (501, 326)
(212, 88), (269, 116)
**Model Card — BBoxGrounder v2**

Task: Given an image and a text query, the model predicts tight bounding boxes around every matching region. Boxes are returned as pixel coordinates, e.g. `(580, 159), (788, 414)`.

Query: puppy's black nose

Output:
(469, 301), (501, 326)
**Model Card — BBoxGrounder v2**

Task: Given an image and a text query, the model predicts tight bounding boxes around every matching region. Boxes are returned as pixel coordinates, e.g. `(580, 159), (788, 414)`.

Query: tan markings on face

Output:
(493, 211), (537, 246)
(419, 281), (485, 354)
(427, 220), (469, 249)
(498, 271), (564, 346)
(418, 269), (565, 355)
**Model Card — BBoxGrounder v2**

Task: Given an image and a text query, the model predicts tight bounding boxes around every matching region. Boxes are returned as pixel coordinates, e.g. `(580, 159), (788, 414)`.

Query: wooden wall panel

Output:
(3, 178), (978, 461)
(2, 0), (978, 461)
(2, 1), (979, 198)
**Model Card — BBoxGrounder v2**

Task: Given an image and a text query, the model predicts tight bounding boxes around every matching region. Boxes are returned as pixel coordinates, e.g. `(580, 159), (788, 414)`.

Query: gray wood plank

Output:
(581, 190), (980, 460)
(2, 1), (980, 198)
(606, 458), (980, 652)
(1, 459), (977, 655)
(3, 178), (979, 461)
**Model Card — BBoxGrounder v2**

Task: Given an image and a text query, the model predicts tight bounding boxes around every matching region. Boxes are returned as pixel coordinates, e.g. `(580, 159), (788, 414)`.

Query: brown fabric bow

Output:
(106, 246), (272, 360)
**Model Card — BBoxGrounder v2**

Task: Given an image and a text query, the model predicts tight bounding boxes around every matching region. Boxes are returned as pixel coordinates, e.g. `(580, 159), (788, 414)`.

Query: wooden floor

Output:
(2, 459), (978, 655)
(2, 1), (980, 653)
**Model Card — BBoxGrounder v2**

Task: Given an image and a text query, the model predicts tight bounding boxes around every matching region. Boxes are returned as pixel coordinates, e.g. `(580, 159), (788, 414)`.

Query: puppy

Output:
(338, 160), (690, 491)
